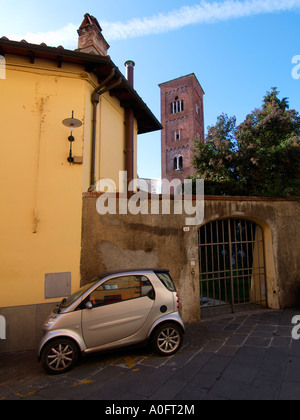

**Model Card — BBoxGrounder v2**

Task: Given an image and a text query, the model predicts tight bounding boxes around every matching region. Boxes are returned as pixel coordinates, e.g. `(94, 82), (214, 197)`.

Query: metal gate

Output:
(198, 219), (267, 317)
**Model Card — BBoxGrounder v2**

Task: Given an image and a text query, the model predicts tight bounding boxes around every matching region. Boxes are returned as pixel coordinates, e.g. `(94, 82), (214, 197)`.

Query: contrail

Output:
(6, 0), (300, 47)
(102, 0), (300, 40)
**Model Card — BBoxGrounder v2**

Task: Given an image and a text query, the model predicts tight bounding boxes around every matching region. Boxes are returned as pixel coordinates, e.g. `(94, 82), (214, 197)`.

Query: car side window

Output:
(89, 275), (154, 308)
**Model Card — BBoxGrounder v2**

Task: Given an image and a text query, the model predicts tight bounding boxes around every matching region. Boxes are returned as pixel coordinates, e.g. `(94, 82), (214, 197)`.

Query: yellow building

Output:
(0, 14), (161, 352)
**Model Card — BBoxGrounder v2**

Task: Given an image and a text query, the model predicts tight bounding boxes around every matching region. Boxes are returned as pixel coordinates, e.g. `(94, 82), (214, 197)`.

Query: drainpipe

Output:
(125, 107), (134, 190)
(89, 69), (122, 191)
(124, 61), (135, 189)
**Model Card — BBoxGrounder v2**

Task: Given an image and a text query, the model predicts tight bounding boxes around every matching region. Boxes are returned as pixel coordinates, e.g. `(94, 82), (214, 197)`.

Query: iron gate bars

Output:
(198, 219), (267, 316)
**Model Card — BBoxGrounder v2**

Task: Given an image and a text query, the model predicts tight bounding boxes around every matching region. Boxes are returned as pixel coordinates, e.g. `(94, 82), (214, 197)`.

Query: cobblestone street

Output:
(1, 308), (300, 401)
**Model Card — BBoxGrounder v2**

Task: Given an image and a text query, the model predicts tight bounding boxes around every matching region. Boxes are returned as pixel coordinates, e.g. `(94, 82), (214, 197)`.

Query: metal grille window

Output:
(198, 219), (267, 317)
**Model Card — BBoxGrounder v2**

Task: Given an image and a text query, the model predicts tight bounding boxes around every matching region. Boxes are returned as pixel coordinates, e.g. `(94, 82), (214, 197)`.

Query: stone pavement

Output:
(1, 308), (300, 401)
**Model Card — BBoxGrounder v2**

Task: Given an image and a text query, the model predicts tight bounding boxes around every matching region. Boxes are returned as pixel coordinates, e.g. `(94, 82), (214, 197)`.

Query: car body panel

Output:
(82, 296), (154, 348)
(38, 269), (184, 363)
(147, 312), (185, 337)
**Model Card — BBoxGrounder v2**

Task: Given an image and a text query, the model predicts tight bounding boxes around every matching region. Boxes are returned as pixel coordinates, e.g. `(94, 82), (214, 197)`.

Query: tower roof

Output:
(159, 73), (205, 95)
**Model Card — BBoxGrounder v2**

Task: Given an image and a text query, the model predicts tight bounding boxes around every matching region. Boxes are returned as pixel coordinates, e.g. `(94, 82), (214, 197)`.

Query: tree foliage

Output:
(192, 88), (300, 197)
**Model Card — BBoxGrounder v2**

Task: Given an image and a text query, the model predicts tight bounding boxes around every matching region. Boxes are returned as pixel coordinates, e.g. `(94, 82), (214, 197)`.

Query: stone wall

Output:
(81, 193), (300, 323)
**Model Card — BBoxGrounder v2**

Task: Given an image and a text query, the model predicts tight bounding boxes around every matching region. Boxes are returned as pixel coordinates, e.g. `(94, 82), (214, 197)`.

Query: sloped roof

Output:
(0, 37), (162, 135)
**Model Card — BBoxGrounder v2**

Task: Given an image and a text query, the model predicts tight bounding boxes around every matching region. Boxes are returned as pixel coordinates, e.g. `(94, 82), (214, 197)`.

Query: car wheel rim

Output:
(157, 327), (180, 354)
(47, 343), (74, 372)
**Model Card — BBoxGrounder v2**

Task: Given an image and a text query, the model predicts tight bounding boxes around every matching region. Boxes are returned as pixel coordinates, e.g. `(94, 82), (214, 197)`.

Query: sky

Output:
(1, 0), (300, 181)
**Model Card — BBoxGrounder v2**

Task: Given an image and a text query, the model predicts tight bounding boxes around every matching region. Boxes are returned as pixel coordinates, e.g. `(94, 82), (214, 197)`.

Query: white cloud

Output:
(7, 23), (78, 49)
(101, 0), (300, 40)
(6, 0), (300, 46)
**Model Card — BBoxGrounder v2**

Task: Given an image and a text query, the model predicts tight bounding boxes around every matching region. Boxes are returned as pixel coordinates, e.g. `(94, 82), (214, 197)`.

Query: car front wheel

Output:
(152, 323), (183, 356)
(41, 338), (79, 375)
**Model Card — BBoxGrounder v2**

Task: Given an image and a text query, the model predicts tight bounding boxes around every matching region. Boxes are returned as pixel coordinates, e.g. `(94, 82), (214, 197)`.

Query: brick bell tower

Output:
(159, 74), (205, 193)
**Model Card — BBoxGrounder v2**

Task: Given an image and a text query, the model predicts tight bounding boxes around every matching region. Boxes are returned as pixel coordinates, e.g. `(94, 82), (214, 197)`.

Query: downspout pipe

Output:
(89, 69), (121, 191)
(124, 61), (135, 190)
(125, 108), (134, 190)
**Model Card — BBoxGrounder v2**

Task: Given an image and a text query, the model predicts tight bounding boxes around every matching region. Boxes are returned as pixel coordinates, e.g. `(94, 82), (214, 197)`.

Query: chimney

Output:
(77, 13), (110, 56)
(125, 60), (135, 87)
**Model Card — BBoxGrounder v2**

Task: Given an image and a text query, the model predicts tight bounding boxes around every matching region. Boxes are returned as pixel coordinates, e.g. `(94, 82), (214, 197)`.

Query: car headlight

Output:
(44, 316), (57, 328)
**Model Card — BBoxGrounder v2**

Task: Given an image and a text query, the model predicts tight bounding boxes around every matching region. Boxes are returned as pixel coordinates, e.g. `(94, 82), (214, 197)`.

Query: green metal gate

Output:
(198, 219), (267, 317)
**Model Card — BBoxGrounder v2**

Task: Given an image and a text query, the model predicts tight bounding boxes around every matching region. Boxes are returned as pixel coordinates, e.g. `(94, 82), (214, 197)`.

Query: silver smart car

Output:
(38, 269), (185, 374)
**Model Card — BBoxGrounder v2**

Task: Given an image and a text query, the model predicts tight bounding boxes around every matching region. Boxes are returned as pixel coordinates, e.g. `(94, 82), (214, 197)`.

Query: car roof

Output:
(96, 269), (170, 280)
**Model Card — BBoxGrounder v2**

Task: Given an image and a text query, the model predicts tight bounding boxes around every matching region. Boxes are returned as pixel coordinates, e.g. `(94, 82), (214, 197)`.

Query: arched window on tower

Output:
(174, 157), (178, 171)
(179, 156), (183, 170)
(174, 129), (181, 141)
(174, 156), (183, 171)
(171, 99), (184, 114)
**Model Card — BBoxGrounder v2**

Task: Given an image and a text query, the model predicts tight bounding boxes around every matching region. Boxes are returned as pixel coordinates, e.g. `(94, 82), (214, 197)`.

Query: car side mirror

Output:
(85, 301), (93, 310)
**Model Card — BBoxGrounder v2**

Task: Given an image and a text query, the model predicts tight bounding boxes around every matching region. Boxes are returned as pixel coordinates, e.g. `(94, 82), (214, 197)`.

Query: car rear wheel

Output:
(41, 338), (79, 375)
(152, 323), (183, 356)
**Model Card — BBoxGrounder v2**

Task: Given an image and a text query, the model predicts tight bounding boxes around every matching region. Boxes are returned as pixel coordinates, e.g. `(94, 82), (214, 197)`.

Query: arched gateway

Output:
(198, 218), (267, 317)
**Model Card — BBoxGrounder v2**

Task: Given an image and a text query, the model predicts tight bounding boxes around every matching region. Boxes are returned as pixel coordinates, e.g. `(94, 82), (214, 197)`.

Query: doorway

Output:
(198, 218), (267, 317)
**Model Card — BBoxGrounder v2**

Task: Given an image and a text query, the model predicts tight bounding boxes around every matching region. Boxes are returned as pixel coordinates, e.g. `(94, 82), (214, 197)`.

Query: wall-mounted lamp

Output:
(62, 111), (82, 163)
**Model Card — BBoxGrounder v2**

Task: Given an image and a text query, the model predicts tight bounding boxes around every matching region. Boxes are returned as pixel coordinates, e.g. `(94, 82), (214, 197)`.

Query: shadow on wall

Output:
(97, 241), (160, 273)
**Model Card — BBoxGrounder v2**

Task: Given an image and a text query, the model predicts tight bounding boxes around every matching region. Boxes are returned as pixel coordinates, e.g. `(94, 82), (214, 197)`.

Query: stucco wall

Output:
(0, 303), (56, 353)
(81, 193), (300, 323)
(0, 56), (86, 308)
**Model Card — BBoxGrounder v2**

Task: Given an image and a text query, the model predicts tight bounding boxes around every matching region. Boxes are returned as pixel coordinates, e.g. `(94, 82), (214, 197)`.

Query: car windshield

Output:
(57, 280), (98, 312)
